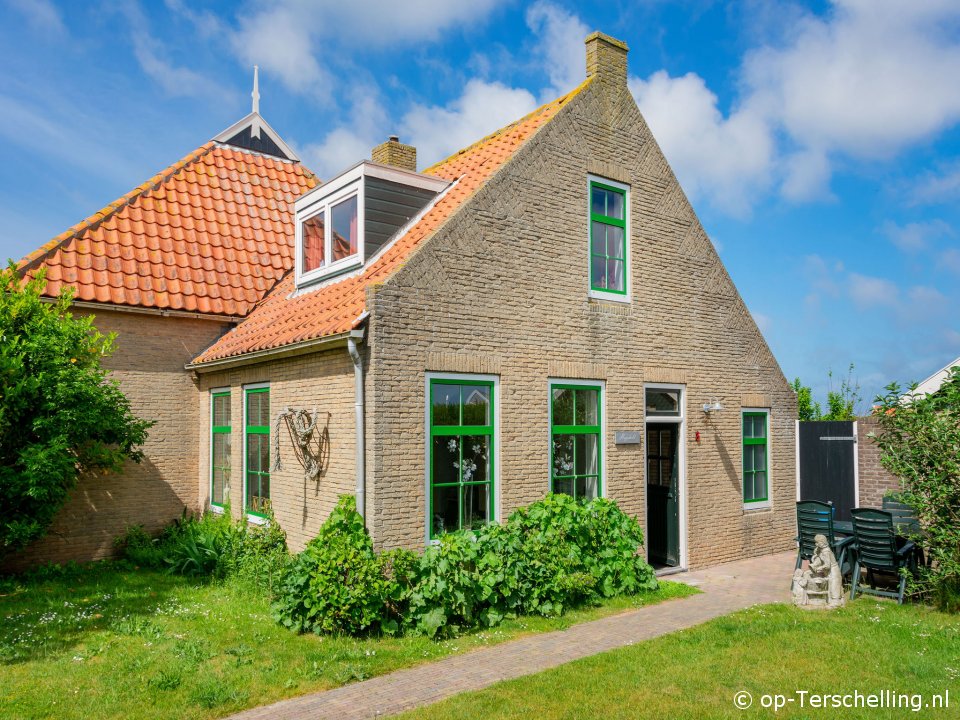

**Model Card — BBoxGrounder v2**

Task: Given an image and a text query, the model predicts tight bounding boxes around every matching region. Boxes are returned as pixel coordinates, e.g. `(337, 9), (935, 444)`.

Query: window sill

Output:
(743, 501), (772, 512)
(245, 513), (268, 525)
(588, 289), (631, 304)
(297, 258), (363, 289)
(209, 503), (226, 515)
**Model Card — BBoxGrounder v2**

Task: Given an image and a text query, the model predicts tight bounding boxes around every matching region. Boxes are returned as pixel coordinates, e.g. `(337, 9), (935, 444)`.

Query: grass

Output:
(395, 600), (960, 719)
(0, 562), (695, 720)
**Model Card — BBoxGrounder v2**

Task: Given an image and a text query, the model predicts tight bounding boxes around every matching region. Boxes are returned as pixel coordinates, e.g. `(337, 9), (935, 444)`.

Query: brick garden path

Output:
(228, 550), (794, 720)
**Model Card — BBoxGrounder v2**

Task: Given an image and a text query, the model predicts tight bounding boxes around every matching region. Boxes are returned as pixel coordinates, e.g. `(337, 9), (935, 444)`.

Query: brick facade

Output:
(196, 345), (365, 552)
(856, 416), (900, 508)
(3, 310), (230, 570)
(365, 63), (796, 569)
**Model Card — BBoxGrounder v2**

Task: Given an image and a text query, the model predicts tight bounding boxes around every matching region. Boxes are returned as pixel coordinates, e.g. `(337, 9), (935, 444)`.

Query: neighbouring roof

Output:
(18, 142), (318, 317)
(911, 354), (960, 398)
(191, 81), (588, 365)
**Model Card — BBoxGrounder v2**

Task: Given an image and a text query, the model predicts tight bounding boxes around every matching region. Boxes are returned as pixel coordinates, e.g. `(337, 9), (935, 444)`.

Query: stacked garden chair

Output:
(795, 500), (854, 579)
(849, 508), (918, 605)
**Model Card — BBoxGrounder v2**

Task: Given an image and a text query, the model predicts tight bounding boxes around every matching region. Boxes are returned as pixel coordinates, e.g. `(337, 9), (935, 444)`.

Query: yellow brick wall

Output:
(366, 77), (797, 569)
(196, 346), (361, 552)
(3, 310), (230, 569)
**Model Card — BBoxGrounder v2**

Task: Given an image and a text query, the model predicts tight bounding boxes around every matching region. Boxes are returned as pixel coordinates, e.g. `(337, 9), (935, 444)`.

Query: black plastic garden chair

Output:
(849, 508), (917, 604)
(795, 500), (854, 577)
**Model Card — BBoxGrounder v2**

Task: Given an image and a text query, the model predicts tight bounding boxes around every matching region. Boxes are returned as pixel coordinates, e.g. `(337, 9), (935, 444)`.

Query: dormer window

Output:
(295, 155), (450, 288)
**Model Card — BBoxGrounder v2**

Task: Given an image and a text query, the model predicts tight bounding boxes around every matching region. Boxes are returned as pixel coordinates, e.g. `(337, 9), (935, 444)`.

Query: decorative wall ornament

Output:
(272, 407), (330, 483)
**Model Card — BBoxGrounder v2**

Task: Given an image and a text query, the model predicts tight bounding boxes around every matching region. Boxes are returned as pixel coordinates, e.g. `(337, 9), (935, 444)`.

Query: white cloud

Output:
(402, 80), (538, 167)
(6, 0), (64, 35)
(941, 248), (960, 275)
(525, 1), (589, 99)
(227, 0), (505, 99)
(881, 219), (954, 253)
(120, 1), (232, 101)
(300, 93), (388, 178)
(629, 71), (773, 217)
(909, 162), (960, 205)
(848, 272), (899, 309)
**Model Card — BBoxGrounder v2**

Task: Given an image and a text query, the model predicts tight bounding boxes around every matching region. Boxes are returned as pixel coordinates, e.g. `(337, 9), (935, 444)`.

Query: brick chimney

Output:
(585, 31), (629, 86)
(372, 136), (417, 172)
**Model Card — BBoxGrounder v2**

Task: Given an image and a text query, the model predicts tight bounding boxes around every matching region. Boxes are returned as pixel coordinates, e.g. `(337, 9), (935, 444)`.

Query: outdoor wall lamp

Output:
(702, 399), (724, 414)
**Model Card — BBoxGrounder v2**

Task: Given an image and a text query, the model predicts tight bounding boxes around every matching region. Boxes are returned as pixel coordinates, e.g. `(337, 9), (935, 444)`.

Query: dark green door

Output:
(646, 424), (679, 567)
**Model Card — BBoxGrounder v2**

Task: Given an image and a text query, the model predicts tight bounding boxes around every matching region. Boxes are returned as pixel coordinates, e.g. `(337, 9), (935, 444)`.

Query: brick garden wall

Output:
(856, 415), (900, 508)
(366, 68), (797, 569)
(3, 310), (230, 570)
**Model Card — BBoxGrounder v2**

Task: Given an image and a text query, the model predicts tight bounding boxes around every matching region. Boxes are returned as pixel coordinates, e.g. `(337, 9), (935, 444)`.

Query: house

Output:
(13, 33), (796, 572)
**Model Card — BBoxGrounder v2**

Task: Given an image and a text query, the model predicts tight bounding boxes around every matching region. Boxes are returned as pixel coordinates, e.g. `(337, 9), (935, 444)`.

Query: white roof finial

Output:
(252, 65), (260, 115)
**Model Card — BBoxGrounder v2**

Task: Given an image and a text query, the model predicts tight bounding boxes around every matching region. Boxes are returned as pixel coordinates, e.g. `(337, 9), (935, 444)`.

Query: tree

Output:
(871, 368), (960, 611)
(792, 364), (862, 421)
(0, 262), (152, 552)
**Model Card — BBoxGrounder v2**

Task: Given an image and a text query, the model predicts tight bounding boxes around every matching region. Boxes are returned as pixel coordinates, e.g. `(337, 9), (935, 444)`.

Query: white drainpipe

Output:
(347, 326), (367, 521)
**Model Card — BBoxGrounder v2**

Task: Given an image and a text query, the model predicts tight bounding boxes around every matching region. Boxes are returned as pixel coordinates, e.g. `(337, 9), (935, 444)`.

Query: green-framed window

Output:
(742, 410), (769, 504)
(210, 391), (231, 507)
(244, 387), (271, 516)
(428, 378), (494, 538)
(550, 383), (602, 500)
(589, 179), (627, 295)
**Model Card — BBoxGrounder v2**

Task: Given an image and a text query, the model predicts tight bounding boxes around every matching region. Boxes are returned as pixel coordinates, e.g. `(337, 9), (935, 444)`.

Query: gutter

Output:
(347, 315), (369, 522)
(185, 331), (351, 372)
(42, 297), (245, 324)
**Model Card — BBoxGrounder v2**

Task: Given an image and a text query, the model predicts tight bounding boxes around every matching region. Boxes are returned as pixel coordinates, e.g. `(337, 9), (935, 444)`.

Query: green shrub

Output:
(272, 496), (396, 636)
(273, 492), (657, 639)
(114, 524), (166, 569)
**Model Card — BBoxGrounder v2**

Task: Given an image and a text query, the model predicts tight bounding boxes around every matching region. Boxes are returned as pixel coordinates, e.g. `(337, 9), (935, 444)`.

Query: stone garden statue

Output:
(791, 533), (845, 609)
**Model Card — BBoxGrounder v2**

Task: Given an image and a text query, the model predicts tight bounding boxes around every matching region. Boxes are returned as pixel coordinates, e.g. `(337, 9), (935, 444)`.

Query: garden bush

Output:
(273, 493), (657, 639)
(116, 507), (288, 590)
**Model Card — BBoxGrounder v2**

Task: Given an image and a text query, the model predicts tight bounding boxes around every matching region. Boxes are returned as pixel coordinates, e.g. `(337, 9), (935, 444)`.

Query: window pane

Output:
(574, 476), (587, 500)
(591, 186), (607, 216)
(554, 477), (574, 496)
(608, 189), (624, 219)
(431, 485), (459, 536)
(461, 436), (489, 484)
(583, 475), (599, 500)
(462, 386), (490, 426)
(302, 212), (325, 271)
(552, 387), (573, 426)
(246, 436), (259, 472)
(744, 446), (754, 472)
(213, 395), (230, 426)
(432, 436), (460, 485)
(432, 384), (460, 426)
(591, 256), (607, 289)
(331, 195), (358, 261)
(753, 444), (767, 473)
(605, 225), (624, 259)
(591, 222), (607, 255)
(247, 391), (269, 426)
(552, 435), (574, 478)
(463, 483), (489, 530)
(575, 389), (598, 425)
(754, 471), (767, 499)
(646, 389), (681, 416)
(575, 434), (598, 476)
(606, 258), (624, 292)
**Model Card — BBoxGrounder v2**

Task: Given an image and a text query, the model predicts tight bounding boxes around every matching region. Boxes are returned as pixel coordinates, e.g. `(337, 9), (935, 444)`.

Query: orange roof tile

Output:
(192, 82), (587, 365)
(19, 143), (319, 317)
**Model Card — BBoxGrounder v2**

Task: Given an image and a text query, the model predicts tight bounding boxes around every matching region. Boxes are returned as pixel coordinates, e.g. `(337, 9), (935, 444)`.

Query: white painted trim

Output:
(742, 407), (772, 511)
(295, 160), (448, 211)
(852, 420), (861, 507)
(795, 419), (801, 502)
(547, 377), (607, 500)
(643, 382), (687, 570)
(586, 174), (632, 304)
(46, 297), (245, 323)
(423, 372), (501, 546)
(212, 111), (300, 162)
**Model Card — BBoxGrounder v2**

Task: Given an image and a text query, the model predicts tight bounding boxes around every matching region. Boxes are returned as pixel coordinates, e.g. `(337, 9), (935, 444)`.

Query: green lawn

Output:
(395, 601), (960, 719)
(0, 562), (695, 720)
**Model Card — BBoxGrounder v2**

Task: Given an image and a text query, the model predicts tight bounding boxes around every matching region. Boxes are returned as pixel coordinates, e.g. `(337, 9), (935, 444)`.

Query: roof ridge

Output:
(17, 141), (218, 274)
(422, 78), (593, 175)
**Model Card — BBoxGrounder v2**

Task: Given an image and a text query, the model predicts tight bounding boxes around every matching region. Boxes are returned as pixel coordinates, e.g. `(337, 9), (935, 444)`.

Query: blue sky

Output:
(1, 0), (958, 408)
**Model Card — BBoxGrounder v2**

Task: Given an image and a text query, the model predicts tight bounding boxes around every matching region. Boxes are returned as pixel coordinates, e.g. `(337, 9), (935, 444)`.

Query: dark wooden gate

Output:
(798, 421), (856, 521)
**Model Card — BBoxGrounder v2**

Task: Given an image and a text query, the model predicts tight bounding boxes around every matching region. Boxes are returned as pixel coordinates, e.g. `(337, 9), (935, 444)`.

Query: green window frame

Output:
(742, 410), (769, 504)
(428, 378), (495, 539)
(210, 391), (231, 508)
(550, 383), (602, 500)
(244, 387), (271, 517)
(589, 179), (627, 296)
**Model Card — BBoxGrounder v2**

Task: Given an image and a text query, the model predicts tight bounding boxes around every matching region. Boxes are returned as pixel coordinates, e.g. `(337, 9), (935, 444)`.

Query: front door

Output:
(646, 423), (679, 567)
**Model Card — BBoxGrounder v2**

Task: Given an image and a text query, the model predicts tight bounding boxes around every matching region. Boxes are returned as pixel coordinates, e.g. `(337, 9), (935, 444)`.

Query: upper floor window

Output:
(588, 177), (629, 300)
(295, 161), (449, 288)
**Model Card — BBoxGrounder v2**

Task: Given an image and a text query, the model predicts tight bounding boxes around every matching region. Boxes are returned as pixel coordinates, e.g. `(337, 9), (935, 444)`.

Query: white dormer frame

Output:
(294, 161), (449, 288)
